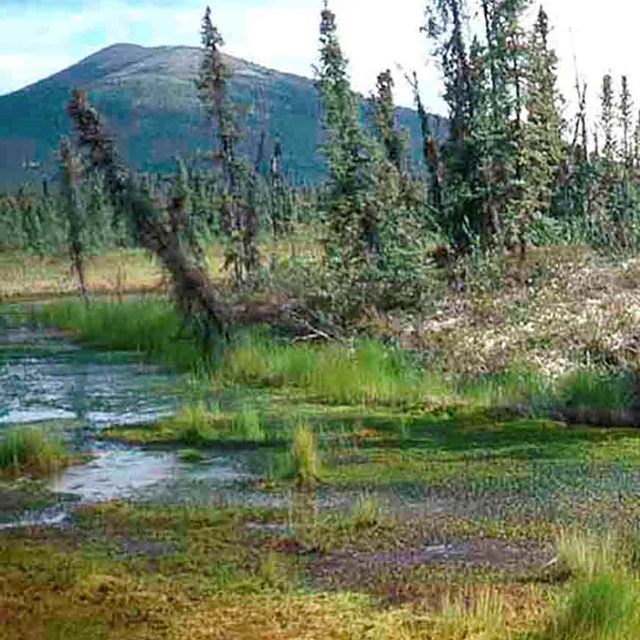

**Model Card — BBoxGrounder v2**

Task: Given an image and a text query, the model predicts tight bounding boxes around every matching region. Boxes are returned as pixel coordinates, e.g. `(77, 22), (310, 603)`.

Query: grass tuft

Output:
(0, 426), (66, 476)
(538, 573), (640, 640)
(292, 422), (318, 486)
(232, 406), (267, 443)
(348, 493), (384, 529)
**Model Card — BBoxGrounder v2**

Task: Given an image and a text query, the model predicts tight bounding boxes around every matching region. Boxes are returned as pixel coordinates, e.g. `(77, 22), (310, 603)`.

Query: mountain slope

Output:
(0, 43), (446, 188)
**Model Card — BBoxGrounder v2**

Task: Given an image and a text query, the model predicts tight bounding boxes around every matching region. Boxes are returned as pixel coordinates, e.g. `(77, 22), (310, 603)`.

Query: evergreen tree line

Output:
(422, 0), (640, 255)
(0, 164), (314, 256)
(5, 1), (640, 303)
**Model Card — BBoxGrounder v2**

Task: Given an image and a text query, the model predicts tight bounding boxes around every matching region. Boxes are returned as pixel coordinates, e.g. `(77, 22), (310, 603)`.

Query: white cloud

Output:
(1, 0), (640, 123)
(0, 53), (76, 93)
(541, 1), (640, 121)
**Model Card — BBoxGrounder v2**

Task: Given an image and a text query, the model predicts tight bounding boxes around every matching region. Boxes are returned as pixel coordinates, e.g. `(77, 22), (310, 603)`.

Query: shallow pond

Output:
(0, 311), (254, 526)
(4, 306), (640, 538)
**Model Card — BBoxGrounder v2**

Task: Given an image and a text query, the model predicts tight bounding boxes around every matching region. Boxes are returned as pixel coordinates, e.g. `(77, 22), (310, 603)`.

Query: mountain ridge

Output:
(0, 43), (446, 188)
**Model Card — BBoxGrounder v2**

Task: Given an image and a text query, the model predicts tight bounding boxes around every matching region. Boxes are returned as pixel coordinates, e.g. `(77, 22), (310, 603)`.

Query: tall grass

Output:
(535, 530), (640, 640)
(538, 573), (640, 640)
(174, 403), (215, 445)
(458, 366), (549, 411)
(292, 422), (318, 486)
(554, 370), (638, 412)
(0, 426), (66, 476)
(39, 301), (640, 418)
(220, 335), (453, 408)
(233, 406), (267, 443)
(162, 402), (268, 445)
(38, 299), (208, 372)
(556, 530), (624, 579)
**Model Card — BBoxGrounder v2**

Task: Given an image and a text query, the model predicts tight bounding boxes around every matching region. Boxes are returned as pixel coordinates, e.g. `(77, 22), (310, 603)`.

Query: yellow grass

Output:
(0, 249), (163, 301)
(1, 571), (545, 640)
(0, 238), (323, 302)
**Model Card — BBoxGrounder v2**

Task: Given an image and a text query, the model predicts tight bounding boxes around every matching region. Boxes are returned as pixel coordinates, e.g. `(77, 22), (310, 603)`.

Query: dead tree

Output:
(66, 89), (231, 337)
(59, 137), (89, 302)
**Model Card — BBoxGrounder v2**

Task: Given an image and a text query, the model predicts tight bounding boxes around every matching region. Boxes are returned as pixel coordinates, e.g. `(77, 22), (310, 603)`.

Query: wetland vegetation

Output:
(6, 1), (640, 638)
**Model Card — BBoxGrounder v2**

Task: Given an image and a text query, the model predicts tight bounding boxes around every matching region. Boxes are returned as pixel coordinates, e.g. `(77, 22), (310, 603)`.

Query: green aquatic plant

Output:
(232, 406), (267, 443)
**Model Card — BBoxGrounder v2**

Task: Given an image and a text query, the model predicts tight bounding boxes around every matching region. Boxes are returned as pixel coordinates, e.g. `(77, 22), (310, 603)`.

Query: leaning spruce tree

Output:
(66, 88), (232, 338)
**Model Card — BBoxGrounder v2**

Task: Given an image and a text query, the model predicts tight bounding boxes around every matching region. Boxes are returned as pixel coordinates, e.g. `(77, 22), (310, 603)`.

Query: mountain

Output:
(0, 43), (446, 189)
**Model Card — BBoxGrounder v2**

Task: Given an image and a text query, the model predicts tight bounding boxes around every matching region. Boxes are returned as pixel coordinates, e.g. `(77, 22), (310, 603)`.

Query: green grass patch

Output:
(219, 334), (454, 408)
(106, 402), (273, 446)
(554, 369), (639, 412)
(37, 301), (640, 426)
(537, 573), (640, 640)
(37, 299), (208, 373)
(0, 425), (69, 477)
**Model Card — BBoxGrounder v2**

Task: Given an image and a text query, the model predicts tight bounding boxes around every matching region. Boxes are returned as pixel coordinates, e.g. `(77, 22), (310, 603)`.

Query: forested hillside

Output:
(0, 43), (446, 188)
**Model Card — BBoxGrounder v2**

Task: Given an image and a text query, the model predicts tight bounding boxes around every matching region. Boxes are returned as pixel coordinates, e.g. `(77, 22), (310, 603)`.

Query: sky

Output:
(0, 0), (639, 119)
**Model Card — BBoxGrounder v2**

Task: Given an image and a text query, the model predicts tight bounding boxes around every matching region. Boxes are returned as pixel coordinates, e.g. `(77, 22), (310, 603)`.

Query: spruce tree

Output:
(594, 74), (621, 245)
(474, 0), (532, 251)
(406, 71), (441, 210)
(601, 75), (616, 163)
(59, 138), (89, 300)
(371, 70), (406, 173)
(269, 141), (292, 237)
(316, 2), (386, 268)
(425, 0), (485, 252)
(18, 185), (44, 256)
(617, 76), (636, 246)
(520, 5), (564, 255)
(620, 76), (634, 168)
(197, 5), (260, 286)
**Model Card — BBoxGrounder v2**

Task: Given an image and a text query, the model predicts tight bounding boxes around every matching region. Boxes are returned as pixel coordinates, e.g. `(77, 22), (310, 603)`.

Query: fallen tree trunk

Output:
(66, 89), (231, 337)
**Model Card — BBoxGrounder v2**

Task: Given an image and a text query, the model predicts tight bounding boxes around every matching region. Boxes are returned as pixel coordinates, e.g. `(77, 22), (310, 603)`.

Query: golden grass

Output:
(0, 571), (545, 640)
(0, 250), (163, 301)
(0, 238), (323, 301)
